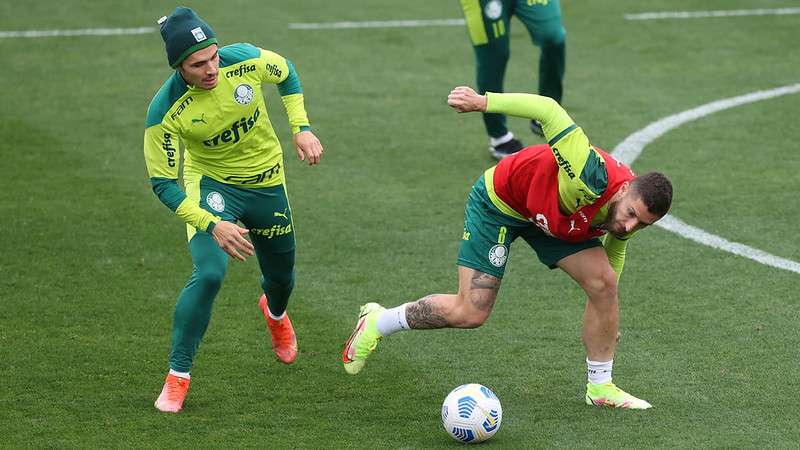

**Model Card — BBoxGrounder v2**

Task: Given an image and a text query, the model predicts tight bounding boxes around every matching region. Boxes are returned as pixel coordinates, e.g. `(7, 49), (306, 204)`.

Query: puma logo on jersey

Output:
(568, 220), (580, 234)
(192, 113), (207, 124)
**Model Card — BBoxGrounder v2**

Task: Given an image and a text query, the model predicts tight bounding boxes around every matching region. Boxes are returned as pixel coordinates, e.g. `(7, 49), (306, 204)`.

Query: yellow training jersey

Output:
(143, 43), (310, 232)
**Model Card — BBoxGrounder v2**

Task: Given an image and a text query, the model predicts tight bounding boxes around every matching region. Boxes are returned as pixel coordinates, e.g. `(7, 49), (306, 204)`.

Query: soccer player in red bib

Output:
(343, 86), (672, 409)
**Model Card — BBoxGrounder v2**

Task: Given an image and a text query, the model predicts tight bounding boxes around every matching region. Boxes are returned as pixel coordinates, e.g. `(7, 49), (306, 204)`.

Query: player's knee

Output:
(475, 43), (509, 66)
(451, 305), (490, 328)
(451, 292), (494, 328)
(535, 24), (566, 48)
(195, 265), (226, 291)
(458, 311), (491, 329)
(583, 269), (618, 300)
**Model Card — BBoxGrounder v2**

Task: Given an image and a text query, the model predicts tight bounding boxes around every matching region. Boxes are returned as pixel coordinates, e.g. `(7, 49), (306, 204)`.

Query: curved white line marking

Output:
(612, 83), (800, 274)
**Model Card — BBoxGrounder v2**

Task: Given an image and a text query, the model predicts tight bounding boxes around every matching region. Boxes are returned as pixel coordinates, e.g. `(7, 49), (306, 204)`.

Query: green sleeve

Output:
(150, 177), (186, 211)
(278, 60), (311, 134)
(277, 59), (302, 96)
(260, 51), (311, 134)
(144, 125), (219, 232)
(148, 177), (219, 232)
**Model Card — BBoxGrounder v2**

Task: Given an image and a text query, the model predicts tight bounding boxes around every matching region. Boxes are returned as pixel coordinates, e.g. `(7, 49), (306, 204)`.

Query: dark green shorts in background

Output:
(457, 174), (601, 278)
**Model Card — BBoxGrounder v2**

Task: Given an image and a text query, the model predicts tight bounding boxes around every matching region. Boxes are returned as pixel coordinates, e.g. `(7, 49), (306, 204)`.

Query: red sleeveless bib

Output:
(493, 144), (635, 243)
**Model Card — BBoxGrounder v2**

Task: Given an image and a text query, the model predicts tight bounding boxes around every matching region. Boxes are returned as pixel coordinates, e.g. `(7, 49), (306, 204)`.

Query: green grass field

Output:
(2, 0), (799, 447)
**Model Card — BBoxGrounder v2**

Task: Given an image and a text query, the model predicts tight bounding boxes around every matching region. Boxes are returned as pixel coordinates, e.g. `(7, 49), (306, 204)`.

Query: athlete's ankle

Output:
(376, 303), (409, 336)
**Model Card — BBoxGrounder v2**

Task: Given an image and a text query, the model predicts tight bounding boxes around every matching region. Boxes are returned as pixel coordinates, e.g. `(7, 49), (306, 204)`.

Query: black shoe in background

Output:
(489, 138), (524, 161)
(530, 119), (544, 137)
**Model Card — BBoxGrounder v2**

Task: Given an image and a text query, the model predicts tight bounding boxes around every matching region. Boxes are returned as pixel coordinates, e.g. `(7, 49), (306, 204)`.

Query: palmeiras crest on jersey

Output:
(488, 244), (508, 268)
(206, 191), (225, 212)
(484, 0), (503, 20)
(234, 84), (254, 105)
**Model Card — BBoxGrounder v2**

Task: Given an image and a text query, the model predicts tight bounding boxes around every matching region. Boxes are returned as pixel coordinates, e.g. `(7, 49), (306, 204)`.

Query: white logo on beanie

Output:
(190, 27), (207, 42)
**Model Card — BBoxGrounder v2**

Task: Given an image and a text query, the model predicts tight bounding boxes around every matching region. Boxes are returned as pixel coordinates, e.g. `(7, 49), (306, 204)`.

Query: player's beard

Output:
(600, 199), (622, 236)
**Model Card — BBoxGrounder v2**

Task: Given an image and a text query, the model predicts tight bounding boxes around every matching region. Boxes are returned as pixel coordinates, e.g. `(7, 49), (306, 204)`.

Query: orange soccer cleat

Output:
(259, 294), (297, 364)
(154, 373), (190, 413)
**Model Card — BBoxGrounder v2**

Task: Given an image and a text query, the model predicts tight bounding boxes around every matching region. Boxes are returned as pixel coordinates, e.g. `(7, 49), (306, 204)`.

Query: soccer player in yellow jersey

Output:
(458, 0), (567, 159)
(143, 7), (323, 413)
(343, 87), (672, 409)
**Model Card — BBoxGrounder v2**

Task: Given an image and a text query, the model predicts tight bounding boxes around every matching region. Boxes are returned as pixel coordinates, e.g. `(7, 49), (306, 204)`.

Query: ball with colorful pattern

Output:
(441, 383), (502, 444)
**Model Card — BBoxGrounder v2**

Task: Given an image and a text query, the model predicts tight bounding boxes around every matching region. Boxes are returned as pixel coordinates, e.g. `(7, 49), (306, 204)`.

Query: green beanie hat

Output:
(157, 7), (218, 68)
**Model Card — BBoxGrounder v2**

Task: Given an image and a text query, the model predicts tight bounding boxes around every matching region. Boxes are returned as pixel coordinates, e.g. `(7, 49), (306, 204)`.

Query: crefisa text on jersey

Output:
(265, 62), (282, 78)
(203, 107), (260, 147)
(162, 133), (176, 167)
(551, 146), (576, 179)
(226, 64), (256, 78)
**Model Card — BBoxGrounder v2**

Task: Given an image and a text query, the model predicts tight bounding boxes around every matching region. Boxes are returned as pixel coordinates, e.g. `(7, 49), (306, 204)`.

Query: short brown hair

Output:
(630, 172), (673, 217)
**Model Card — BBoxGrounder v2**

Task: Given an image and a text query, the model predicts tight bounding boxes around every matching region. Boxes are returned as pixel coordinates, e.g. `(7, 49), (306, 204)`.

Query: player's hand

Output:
(293, 130), (324, 166)
(447, 86), (487, 113)
(210, 221), (254, 262)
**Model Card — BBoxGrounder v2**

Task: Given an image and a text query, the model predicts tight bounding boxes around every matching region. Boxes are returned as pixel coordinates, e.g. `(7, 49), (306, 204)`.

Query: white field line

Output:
(613, 84), (800, 166)
(625, 7), (800, 20)
(289, 18), (465, 30)
(657, 215), (800, 274)
(4, 7), (796, 38)
(0, 26), (155, 38)
(288, 9), (800, 28)
(612, 84), (800, 274)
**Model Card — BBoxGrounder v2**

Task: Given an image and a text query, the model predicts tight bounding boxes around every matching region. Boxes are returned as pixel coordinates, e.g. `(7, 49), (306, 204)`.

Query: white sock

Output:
(376, 304), (410, 337)
(489, 131), (514, 147)
(268, 309), (286, 320)
(169, 368), (191, 380)
(587, 358), (613, 385)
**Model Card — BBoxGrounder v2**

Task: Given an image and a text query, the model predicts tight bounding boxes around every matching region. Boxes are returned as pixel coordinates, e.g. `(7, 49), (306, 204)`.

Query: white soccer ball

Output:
(441, 383), (502, 444)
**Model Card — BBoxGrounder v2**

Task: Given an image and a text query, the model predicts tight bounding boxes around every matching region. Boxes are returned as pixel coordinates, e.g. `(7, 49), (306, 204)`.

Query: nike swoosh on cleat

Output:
(342, 318), (367, 362)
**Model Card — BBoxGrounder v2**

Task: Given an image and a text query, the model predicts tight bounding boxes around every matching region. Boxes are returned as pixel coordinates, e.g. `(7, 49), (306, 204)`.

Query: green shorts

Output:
(460, 0), (564, 46)
(457, 174), (601, 278)
(188, 175), (295, 254)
